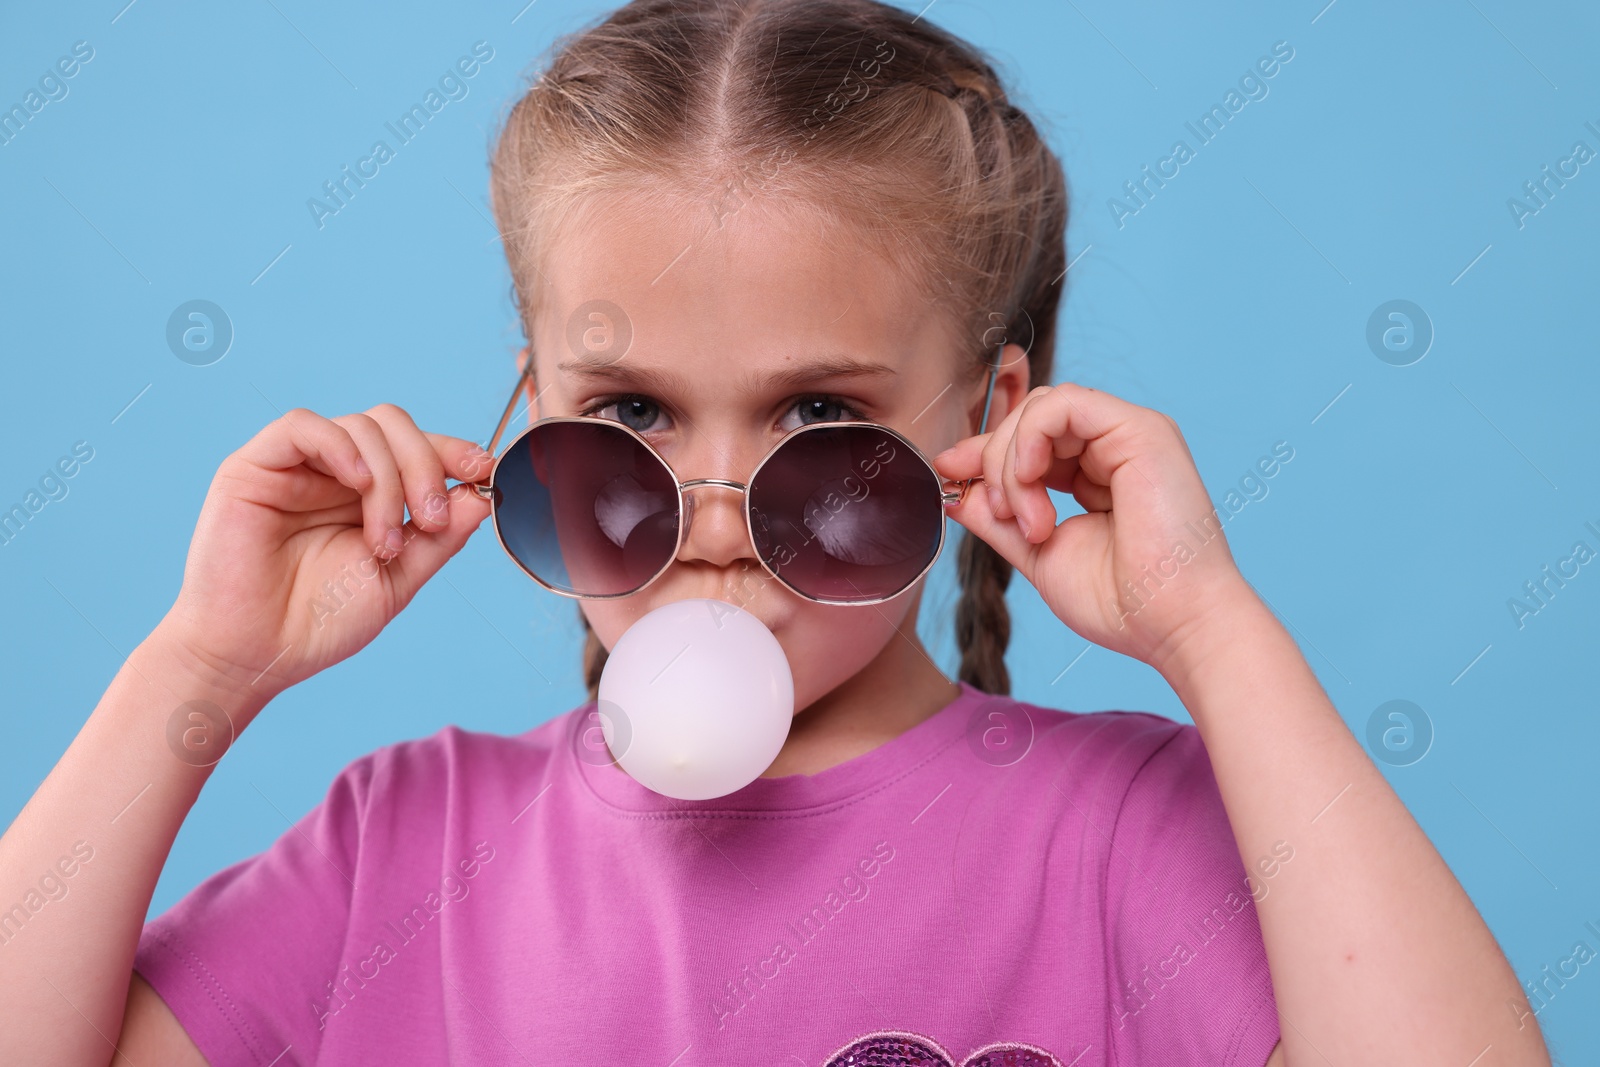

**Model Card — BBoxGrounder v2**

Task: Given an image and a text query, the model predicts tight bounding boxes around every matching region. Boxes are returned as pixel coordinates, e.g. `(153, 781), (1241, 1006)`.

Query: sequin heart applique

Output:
(821, 1029), (1066, 1067)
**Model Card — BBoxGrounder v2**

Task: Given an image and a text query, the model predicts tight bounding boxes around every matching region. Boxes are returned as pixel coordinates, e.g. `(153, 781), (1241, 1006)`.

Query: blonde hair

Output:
(488, 0), (1068, 697)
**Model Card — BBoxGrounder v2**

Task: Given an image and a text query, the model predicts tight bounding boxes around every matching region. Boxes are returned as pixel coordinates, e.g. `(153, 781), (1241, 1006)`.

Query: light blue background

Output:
(2, 0), (1596, 1058)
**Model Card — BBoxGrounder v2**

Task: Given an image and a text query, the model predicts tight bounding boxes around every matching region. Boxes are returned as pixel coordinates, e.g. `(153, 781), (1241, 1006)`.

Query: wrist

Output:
(1148, 580), (1282, 693)
(138, 621), (278, 727)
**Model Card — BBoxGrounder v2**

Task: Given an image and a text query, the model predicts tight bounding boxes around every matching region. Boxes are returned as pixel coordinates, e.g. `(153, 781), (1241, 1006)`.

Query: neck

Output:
(761, 592), (961, 778)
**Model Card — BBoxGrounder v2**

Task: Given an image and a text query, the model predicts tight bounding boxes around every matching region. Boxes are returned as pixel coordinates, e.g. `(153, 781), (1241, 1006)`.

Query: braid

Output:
(955, 528), (1012, 695)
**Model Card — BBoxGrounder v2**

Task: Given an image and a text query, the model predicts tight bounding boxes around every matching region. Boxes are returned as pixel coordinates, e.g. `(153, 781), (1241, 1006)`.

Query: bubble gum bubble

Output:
(596, 598), (793, 800)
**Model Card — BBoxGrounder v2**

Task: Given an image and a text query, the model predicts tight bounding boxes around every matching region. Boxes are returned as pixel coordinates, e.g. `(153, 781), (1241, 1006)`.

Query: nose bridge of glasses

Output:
(679, 477), (746, 494)
(677, 477), (746, 540)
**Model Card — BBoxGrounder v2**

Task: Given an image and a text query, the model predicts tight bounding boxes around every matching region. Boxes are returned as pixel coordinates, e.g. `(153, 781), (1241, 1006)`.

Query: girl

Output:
(0, 0), (1549, 1064)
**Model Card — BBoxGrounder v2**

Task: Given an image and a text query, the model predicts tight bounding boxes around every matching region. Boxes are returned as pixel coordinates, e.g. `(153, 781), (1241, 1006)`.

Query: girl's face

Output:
(525, 188), (993, 714)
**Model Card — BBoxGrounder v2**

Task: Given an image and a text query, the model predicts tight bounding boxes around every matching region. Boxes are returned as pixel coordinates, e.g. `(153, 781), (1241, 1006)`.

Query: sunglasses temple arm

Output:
(977, 342), (1003, 437)
(477, 357), (539, 477)
(949, 343), (1004, 504)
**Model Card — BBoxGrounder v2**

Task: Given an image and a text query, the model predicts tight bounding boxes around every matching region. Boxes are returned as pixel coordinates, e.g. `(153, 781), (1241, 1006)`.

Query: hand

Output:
(932, 382), (1256, 674)
(154, 404), (494, 708)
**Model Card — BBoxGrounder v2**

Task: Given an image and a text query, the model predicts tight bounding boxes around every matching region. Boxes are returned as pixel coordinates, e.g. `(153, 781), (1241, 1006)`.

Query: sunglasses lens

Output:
(493, 421), (679, 597)
(748, 424), (943, 603)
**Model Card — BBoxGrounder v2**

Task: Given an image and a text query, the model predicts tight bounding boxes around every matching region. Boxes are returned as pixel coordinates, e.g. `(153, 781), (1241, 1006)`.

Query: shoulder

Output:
(321, 704), (589, 823)
(978, 690), (1202, 796)
(995, 696), (1243, 887)
(964, 692), (1224, 849)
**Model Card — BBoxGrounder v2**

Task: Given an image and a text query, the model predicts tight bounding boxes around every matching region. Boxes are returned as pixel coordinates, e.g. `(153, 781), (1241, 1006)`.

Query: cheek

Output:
(778, 599), (906, 712)
(581, 601), (642, 651)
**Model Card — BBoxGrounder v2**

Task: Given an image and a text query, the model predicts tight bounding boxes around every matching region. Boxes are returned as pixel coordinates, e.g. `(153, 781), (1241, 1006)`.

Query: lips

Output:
(640, 584), (789, 634)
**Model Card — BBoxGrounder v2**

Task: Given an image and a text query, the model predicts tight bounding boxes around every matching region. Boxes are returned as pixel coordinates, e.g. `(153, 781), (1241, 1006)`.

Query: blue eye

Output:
(581, 395), (665, 433)
(795, 397), (849, 424)
(612, 397), (661, 433)
(784, 394), (866, 430)
(579, 393), (867, 434)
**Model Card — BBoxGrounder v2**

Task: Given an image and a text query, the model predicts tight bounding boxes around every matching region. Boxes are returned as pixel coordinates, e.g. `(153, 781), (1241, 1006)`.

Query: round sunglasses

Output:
(467, 354), (1000, 606)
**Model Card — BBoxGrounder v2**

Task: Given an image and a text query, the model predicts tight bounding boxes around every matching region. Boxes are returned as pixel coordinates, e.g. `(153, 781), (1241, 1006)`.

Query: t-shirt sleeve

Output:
(134, 755), (373, 1067)
(1103, 720), (1281, 1066)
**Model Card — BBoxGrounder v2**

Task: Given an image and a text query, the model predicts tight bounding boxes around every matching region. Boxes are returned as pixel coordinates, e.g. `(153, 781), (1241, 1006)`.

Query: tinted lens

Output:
(493, 421), (680, 597)
(748, 424), (943, 603)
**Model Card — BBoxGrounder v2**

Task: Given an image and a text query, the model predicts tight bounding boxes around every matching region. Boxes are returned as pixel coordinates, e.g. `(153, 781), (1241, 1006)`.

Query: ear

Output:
(965, 342), (1032, 436)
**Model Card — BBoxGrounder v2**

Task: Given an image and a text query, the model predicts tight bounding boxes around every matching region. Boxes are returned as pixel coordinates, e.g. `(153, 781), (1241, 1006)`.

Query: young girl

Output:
(0, 1), (1549, 1064)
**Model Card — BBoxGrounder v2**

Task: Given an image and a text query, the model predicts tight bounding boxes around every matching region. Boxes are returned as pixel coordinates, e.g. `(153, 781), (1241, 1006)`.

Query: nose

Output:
(676, 477), (756, 570)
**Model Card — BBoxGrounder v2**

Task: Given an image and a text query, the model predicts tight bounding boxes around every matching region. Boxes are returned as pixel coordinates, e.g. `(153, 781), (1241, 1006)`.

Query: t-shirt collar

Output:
(570, 680), (988, 816)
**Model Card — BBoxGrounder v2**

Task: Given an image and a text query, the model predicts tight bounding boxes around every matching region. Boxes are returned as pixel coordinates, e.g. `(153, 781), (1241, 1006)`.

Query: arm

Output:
(933, 380), (1549, 1065)
(121, 972), (207, 1065)
(0, 630), (264, 1066)
(1159, 586), (1544, 1064)
(0, 404), (492, 1065)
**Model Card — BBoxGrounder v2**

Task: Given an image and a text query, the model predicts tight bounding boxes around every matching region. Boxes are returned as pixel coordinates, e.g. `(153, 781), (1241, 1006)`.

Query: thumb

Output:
(386, 482), (494, 602)
(945, 480), (1037, 576)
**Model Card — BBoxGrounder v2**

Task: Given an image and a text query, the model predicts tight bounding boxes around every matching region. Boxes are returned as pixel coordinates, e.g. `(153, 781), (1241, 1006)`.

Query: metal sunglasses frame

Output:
(467, 348), (1002, 606)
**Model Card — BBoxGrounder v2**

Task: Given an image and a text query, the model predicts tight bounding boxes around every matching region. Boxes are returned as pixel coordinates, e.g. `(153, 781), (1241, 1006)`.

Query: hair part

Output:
(490, 0), (1069, 698)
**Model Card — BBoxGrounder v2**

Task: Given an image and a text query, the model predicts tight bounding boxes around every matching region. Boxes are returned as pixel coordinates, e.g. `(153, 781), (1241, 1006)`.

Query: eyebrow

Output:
(555, 355), (898, 397)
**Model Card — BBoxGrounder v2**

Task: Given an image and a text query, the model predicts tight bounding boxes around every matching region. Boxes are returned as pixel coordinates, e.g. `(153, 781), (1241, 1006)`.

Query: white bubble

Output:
(598, 598), (793, 800)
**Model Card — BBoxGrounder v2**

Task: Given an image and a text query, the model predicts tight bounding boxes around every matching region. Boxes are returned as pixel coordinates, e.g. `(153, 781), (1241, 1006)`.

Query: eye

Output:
(579, 394), (666, 434)
(781, 394), (867, 431)
(579, 392), (868, 435)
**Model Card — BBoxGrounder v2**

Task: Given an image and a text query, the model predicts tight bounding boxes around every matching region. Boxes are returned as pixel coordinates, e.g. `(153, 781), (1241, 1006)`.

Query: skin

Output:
(0, 186), (1549, 1064)
(520, 189), (1001, 777)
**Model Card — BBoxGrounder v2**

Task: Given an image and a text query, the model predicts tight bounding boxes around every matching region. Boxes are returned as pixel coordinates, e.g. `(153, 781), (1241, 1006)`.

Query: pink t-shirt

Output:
(135, 681), (1280, 1066)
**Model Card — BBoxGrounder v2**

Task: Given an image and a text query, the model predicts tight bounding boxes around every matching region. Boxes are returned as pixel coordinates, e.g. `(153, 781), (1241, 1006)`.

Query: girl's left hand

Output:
(931, 382), (1254, 675)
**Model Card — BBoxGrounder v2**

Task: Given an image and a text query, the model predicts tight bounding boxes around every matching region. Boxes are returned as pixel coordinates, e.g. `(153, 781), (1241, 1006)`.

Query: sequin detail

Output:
(821, 1030), (1066, 1067)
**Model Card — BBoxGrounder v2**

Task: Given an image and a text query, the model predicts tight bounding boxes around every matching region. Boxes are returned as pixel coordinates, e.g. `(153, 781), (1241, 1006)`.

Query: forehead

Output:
(530, 185), (957, 384)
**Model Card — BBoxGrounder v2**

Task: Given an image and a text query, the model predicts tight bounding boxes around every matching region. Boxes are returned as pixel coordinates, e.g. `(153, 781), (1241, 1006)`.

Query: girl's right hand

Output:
(154, 403), (495, 707)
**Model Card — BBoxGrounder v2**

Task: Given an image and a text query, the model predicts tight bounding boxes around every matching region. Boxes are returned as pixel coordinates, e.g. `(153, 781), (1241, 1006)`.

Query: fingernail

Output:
(423, 492), (449, 521)
(355, 457), (372, 478)
(385, 527), (404, 553)
(1017, 514), (1031, 540)
(933, 446), (955, 463)
(987, 484), (1003, 513)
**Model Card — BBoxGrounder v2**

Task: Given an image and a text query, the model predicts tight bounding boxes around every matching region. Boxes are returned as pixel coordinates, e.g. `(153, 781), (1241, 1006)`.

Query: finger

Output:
(331, 412), (407, 560)
(993, 450), (1114, 517)
(427, 432), (496, 486)
(1071, 466), (1114, 512)
(1013, 397), (1091, 487)
(1037, 454), (1082, 495)
(1001, 392), (1074, 543)
(943, 471), (1036, 574)
(364, 404), (452, 533)
(237, 408), (372, 491)
(383, 482), (494, 605)
(1013, 383), (1152, 488)
(931, 433), (989, 480)
(947, 460), (1117, 578)
(247, 465), (364, 512)
(979, 386), (1047, 522)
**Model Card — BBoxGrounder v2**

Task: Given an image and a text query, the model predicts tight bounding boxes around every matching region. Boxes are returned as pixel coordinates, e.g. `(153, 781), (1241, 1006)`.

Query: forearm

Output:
(1158, 587), (1548, 1066)
(0, 626), (271, 1066)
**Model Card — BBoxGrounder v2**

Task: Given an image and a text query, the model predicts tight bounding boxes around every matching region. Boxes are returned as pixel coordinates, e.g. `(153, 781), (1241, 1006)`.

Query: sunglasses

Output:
(466, 351), (1001, 606)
